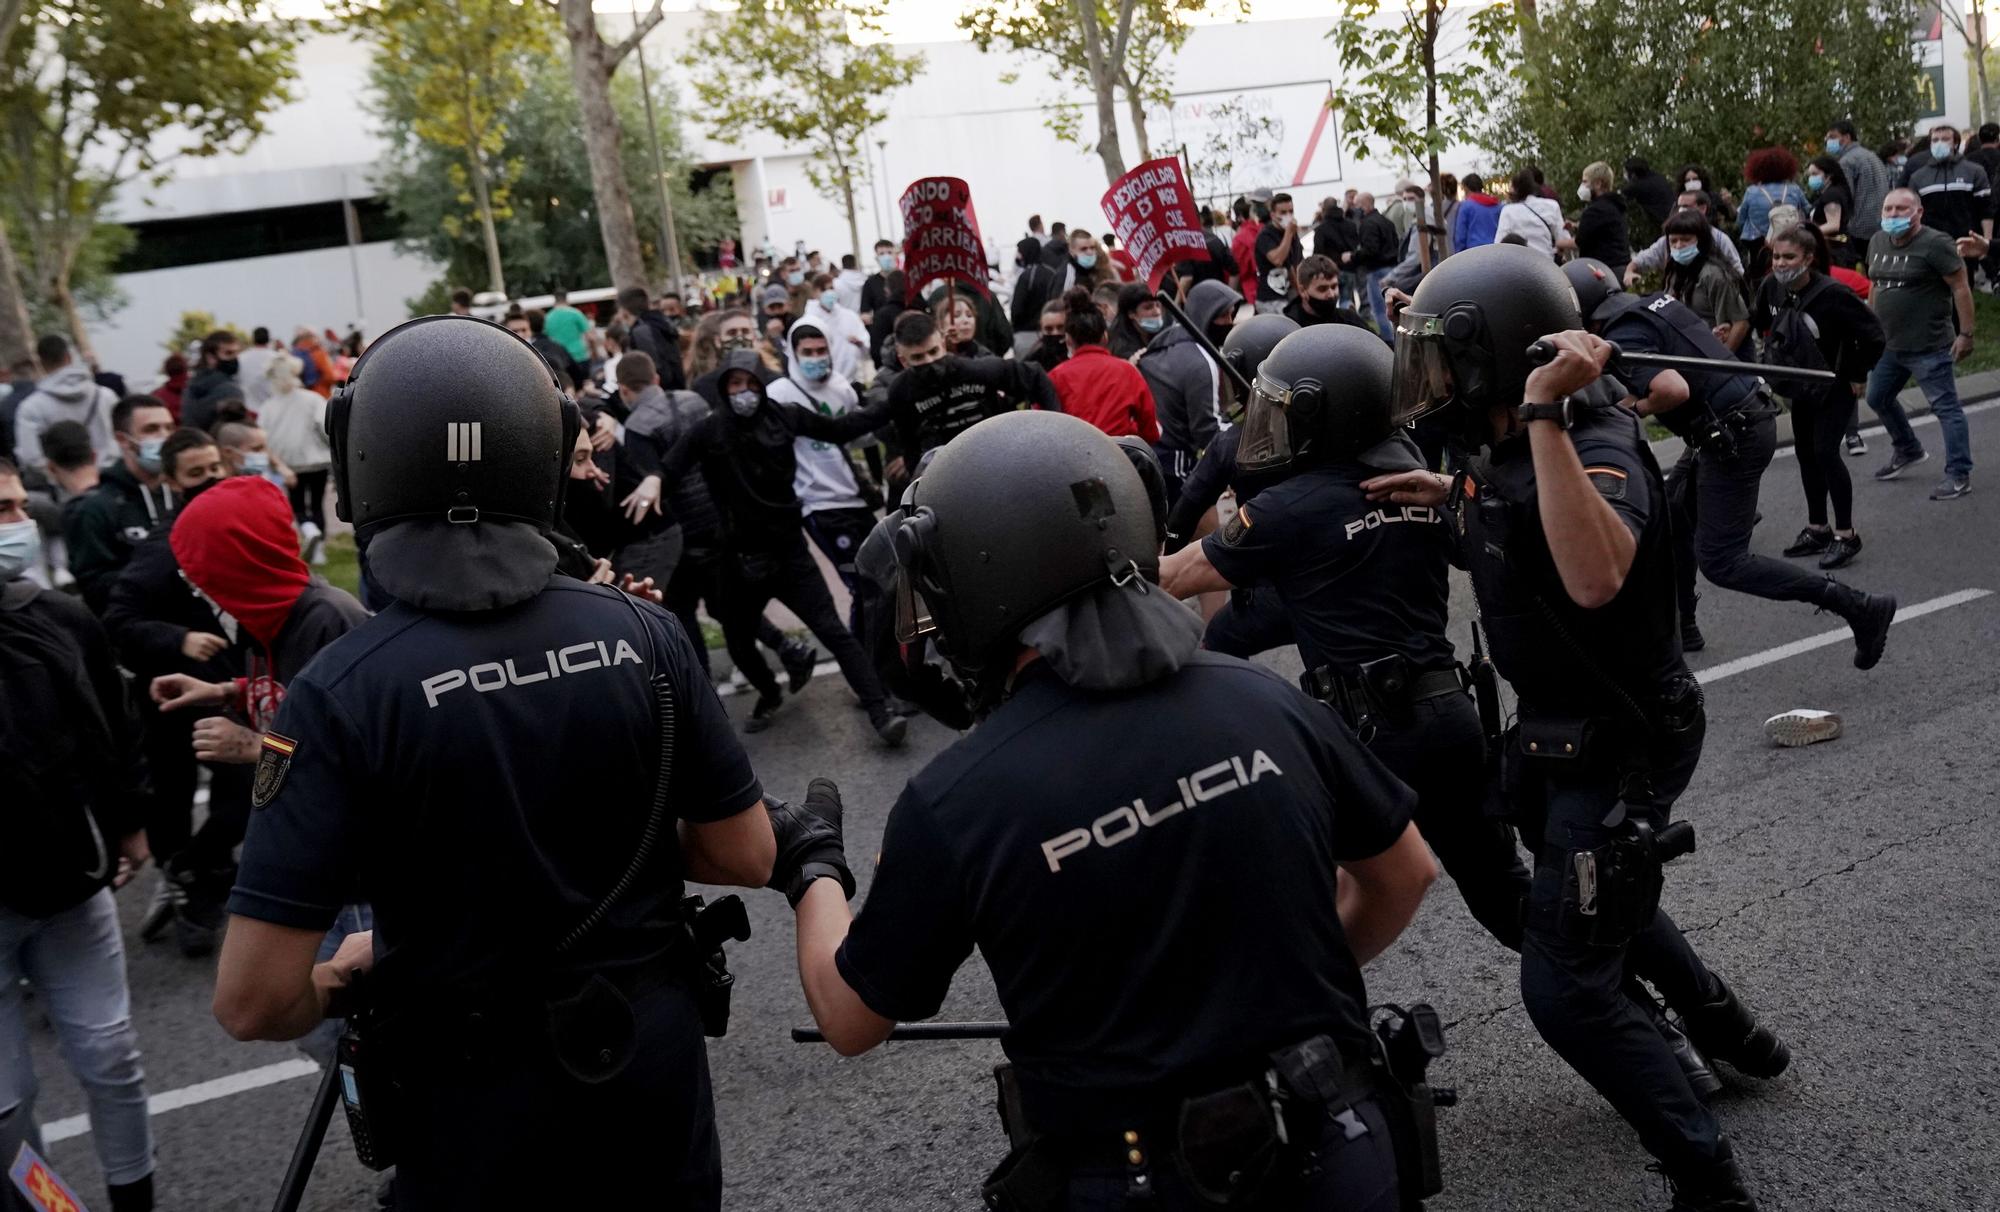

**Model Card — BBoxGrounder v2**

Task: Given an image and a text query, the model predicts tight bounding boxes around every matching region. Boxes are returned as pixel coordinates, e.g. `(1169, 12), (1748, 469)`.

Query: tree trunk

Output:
(1072, 0), (1128, 184)
(1422, 0), (1441, 272)
(839, 165), (861, 266)
(465, 149), (507, 296)
(53, 271), (92, 366)
(1976, 7), (1992, 125)
(558, 0), (650, 293)
(1125, 86), (1153, 163)
(0, 227), (33, 368)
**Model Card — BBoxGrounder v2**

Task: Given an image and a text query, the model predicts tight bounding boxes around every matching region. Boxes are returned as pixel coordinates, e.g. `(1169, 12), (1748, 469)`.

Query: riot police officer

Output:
(786, 410), (1440, 1210)
(208, 316), (806, 1209)
(1564, 258), (1896, 664)
(1365, 245), (1789, 1210)
(1163, 313), (1300, 658)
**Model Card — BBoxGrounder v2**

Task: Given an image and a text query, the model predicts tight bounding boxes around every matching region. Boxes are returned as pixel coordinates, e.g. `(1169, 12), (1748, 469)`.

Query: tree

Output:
(1939, 1), (1991, 126)
(552, 0), (666, 294)
(1483, 0), (1922, 203)
(0, 0), (296, 361)
(0, 0), (34, 367)
(1185, 96), (1286, 208)
(376, 56), (739, 295)
(1328, 0), (1511, 268)
(960, 0), (1242, 184)
(358, 0), (555, 297)
(685, 0), (923, 262)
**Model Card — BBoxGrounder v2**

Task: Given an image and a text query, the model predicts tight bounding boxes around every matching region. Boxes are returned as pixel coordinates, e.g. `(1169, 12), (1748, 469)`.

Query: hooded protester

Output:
(833, 254), (869, 313)
(618, 286), (689, 391)
(1049, 286), (1160, 443)
(1107, 283), (1164, 358)
(13, 333), (120, 472)
(63, 395), (179, 613)
(770, 318), (880, 626)
(181, 331), (245, 433)
(803, 272), (874, 380)
(257, 354), (333, 559)
(1136, 277), (1241, 503)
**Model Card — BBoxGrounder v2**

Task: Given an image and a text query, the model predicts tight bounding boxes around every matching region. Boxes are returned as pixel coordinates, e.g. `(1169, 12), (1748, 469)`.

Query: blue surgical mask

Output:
(1931, 140), (1954, 160)
(728, 389), (761, 417)
(877, 253), (896, 272)
(1806, 174), (1826, 192)
(1137, 315), (1165, 333)
(1890, 155), (1907, 168)
(0, 518), (41, 581)
(1075, 252), (1097, 269)
(134, 436), (165, 474)
(1669, 243), (1700, 265)
(785, 271), (805, 287)
(238, 451), (271, 476)
(819, 290), (839, 311)
(1882, 215), (1914, 237)
(799, 356), (832, 380)
(1825, 137), (1843, 155)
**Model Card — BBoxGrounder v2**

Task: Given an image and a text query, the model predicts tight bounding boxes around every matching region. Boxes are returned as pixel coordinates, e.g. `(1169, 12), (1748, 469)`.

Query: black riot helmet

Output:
(1563, 257), (1630, 328)
(1220, 313), (1299, 386)
(892, 411), (1161, 684)
(1236, 323), (1397, 473)
(329, 314), (583, 611)
(1393, 242), (1583, 431)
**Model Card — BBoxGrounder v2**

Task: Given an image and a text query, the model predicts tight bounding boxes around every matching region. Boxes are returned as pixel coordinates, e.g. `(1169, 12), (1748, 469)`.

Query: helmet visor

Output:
(892, 571), (939, 646)
(1392, 312), (1456, 425)
(1235, 372), (1297, 473)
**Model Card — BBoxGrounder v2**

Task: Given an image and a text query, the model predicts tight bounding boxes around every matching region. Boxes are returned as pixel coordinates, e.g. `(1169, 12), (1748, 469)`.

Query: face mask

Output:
(1882, 215), (1914, 237)
(1825, 137), (1843, 155)
(1669, 243), (1700, 265)
(721, 333), (756, 351)
(0, 518), (41, 581)
(1075, 252), (1097, 269)
(785, 271), (805, 287)
(728, 389), (761, 417)
(1772, 264), (1808, 286)
(1577, 183), (1594, 202)
(1891, 155), (1908, 169)
(239, 451), (271, 475)
(799, 356), (832, 380)
(1806, 174), (1826, 192)
(877, 253), (896, 272)
(133, 436), (166, 474)
(1932, 140), (1954, 160)
(819, 290), (839, 311)
(182, 477), (221, 501)
(216, 358), (240, 377)
(1137, 315), (1164, 333)
(1684, 178), (1703, 192)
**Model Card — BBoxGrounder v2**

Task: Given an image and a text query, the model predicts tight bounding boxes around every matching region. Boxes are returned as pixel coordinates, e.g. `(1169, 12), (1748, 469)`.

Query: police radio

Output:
(330, 974), (400, 1171)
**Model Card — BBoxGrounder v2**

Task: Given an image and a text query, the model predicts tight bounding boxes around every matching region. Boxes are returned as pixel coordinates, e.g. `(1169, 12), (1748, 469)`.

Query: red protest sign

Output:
(900, 177), (988, 303)
(1100, 158), (1208, 290)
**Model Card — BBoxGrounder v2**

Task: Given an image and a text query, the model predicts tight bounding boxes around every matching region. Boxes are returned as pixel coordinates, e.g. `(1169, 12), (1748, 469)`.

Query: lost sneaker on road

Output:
(1764, 709), (1843, 748)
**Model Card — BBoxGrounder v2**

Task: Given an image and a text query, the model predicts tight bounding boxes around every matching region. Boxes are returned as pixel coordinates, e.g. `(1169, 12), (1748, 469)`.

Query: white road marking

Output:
(1769, 397), (2000, 461)
(1694, 588), (1994, 685)
(41, 1058), (321, 1143)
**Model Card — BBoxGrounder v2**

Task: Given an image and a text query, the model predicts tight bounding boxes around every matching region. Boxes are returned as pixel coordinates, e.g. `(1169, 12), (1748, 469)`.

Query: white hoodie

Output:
(769, 316), (866, 514)
(801, 296), (871, 383)
(834, 266), (869, 313)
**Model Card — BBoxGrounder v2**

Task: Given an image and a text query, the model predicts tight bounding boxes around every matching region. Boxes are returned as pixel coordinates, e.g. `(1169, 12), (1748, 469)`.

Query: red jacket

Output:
(1230, 221), (1263, 303)
(1049, 344), (1161, 443)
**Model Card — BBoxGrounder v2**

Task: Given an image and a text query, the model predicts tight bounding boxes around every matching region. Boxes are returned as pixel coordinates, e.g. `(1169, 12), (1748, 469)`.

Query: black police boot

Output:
(1682, 974), (1790, 1079)
(744, 689), (785, 733)
(1817, 577), (1896, 671)
(1681, 616), (1705, 653)
(1658, 1140), (1759, 1211)
(1660, 1012), (1723, 1100)
(778, 638), (819, 693)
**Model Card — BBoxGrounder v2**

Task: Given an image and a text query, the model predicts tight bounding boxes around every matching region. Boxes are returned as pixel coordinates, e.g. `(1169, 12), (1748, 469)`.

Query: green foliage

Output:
(404, 279), (458, 317)
(1325, 0), (1512, 174)
(961, 1), (1238, 156)
(6, 213), (129, 334)
(685, 0), (922, 252)
(0, 0), (298, 352)
(1187, 97), (1285, 205)
(372, 55), (740, 294)
(163, 311), (247, 358)
(1479, 0), (1924, 201)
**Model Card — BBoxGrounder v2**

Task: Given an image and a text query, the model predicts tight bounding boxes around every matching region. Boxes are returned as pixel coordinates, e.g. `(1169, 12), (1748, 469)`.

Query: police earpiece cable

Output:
(1158, 292), (1255, 399)
(1525, 338), (1838, 384)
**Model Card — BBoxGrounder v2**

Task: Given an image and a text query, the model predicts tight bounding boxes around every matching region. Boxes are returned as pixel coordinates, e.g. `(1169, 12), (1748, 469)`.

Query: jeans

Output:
(802, 506), (879, 636)
(1365, 268), (1396, 343)
(1668, 411), (1837, 622)
(1866, 345), (1973, 478)
(0, 890), (154, 1186)
(1339, 269), (1368, 312)
(719, 533), (888, 714)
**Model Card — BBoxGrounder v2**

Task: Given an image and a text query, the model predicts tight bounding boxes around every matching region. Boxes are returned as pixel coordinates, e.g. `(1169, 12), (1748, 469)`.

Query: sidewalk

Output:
(1648, 367), (2000, 462)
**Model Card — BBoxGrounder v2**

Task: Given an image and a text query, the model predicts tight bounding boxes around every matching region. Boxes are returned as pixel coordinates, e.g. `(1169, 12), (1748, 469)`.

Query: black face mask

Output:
(216, 358), (240, 376)
(181, 477), (222, 501)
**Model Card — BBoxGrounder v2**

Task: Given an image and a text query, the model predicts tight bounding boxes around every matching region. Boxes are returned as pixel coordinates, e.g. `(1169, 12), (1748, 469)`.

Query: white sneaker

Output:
(1764, 709), (1843, 748)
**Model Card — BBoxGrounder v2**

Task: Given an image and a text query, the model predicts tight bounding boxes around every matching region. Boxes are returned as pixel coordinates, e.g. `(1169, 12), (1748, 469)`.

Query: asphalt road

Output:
(23, 403), (2000, 1212)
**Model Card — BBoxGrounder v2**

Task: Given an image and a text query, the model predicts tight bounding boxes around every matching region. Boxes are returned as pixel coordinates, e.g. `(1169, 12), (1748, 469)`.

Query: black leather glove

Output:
(765, 778), (854, 909)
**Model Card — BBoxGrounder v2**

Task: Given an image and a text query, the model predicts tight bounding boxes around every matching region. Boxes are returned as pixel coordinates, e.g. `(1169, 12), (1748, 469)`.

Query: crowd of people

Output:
(0, 110), (1989, 1212)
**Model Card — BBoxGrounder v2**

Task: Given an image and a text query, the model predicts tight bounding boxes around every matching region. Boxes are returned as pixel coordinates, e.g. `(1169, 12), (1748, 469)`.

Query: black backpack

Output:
(1763, 276), (1836, 374)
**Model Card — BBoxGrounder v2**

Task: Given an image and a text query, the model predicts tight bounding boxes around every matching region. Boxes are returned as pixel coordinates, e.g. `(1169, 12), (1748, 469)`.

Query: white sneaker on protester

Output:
(1764, 709), (1843, 748)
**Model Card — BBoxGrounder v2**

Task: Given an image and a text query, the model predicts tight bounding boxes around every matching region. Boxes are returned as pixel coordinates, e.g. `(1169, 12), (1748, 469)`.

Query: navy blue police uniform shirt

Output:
(229, 577), (763, 992)
(1199, 440), (1457, 675)
(1460, 397), (1685, 715)
(835, 652), (1415, 1136)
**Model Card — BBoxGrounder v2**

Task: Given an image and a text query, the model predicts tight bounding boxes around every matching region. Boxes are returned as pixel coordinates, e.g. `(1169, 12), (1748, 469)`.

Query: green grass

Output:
(1960, 290), (2000, 375)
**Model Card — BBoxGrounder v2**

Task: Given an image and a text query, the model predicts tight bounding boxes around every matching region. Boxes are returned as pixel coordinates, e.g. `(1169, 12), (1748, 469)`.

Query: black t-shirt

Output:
(229, 579), (762, 993)
(1252, 222), (1303, 303)
(885, 355), (1061, 460)
(1174, 232), (1236, 288)
(1459, 398), (1685, 715)
(1202, 446), (1456, 674)
(835, 653), (1413, 1135)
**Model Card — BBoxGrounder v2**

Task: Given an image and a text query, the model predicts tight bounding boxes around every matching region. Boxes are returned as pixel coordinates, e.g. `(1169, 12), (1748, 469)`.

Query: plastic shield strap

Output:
(1392, 313), (1456, 426)
(1235, 375), (1297, 473)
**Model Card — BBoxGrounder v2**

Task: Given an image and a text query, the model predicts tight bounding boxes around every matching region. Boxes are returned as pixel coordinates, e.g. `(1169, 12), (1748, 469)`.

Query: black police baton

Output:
(1159, 292), (1255, 399)
(792, 1021), (1007, 1043)
(1526, 338), (1839, 384)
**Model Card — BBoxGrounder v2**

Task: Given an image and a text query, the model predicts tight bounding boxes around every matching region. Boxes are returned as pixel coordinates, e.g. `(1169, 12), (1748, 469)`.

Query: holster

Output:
(1540, 816), (1696, 946)
(1370, 1005), (1450, 1209)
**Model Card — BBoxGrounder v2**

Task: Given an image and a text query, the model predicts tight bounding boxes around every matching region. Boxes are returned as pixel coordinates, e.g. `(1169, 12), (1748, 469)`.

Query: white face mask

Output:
(1577, 182), (1594, 202)
(728, 389), (761, 417)
(0, 518), (41, 581)
(1685, 178), (1703, 192)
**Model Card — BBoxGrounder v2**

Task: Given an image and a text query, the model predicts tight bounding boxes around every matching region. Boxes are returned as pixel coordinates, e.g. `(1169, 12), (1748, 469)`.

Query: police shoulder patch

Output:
(1583, 465), (1628, 501)
(1219, 505), (1253, 546)
(251, 732), (298, 808)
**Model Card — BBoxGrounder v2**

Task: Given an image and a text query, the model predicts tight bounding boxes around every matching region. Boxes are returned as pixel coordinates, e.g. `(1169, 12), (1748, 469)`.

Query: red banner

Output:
(899, 177), (988, 303)
(1100, 158), (1208, 290)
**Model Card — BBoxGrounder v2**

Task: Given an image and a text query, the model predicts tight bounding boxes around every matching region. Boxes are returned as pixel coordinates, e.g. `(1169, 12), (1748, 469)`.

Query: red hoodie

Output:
(171, 476), (311, 727)
(1049, 344), (1162, 443)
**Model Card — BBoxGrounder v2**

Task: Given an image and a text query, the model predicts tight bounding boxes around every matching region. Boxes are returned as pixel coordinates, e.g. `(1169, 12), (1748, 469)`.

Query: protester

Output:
(180, 330), (244, 432)
(805, 272), (874, 379)
(1807, 154), (1859, 267)
(1622, 156), (1679, 225)
(1048, 286), (1160, 443)
(1229, 196), (1264, 308)
(1252, 192), (1304, 314)
(1284, 255), (1371, 330)
(1754, 224), (1885, 568)
(1352, 192), (1401, 339)
(1106, 283), (1161, 358)
(1863, 188), (1976, 499)
(1136, 279), (1239, 503)
(1737, 147), (1810, 265)
(289, 329), (338, 400)
(1627, 190), (1748, 282)
(1902, 122), (1994, 247)
(883, 311), (1061, 482)
(1101, 231), (1136, 280)
(543, 288), (592, 365)
(257, 355), (332, 564)
(860, 238), (906, 357)
(1022, 298), (1070, 373)
(237, 328), (278, 414)
(1496, 167), (1572, 258)
(63, 395), (178, 612)
(769, 320), (878, 627)
(0, 456), (159, 1212)
(38, 420), (101, 504)
(1661, 208), (1751, 350)
(1451, 173), (1502, 252)
(1676, 163), (1737, 226)
(930, 290), (989, 357)
(1575, 161), (1632, 278)
(619, 285), (689, 390)
(508, 308), (585, 390)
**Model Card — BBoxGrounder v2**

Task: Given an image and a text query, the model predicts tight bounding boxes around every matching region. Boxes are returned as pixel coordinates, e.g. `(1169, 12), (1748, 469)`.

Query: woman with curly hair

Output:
(1738, 146), (1809, 266)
